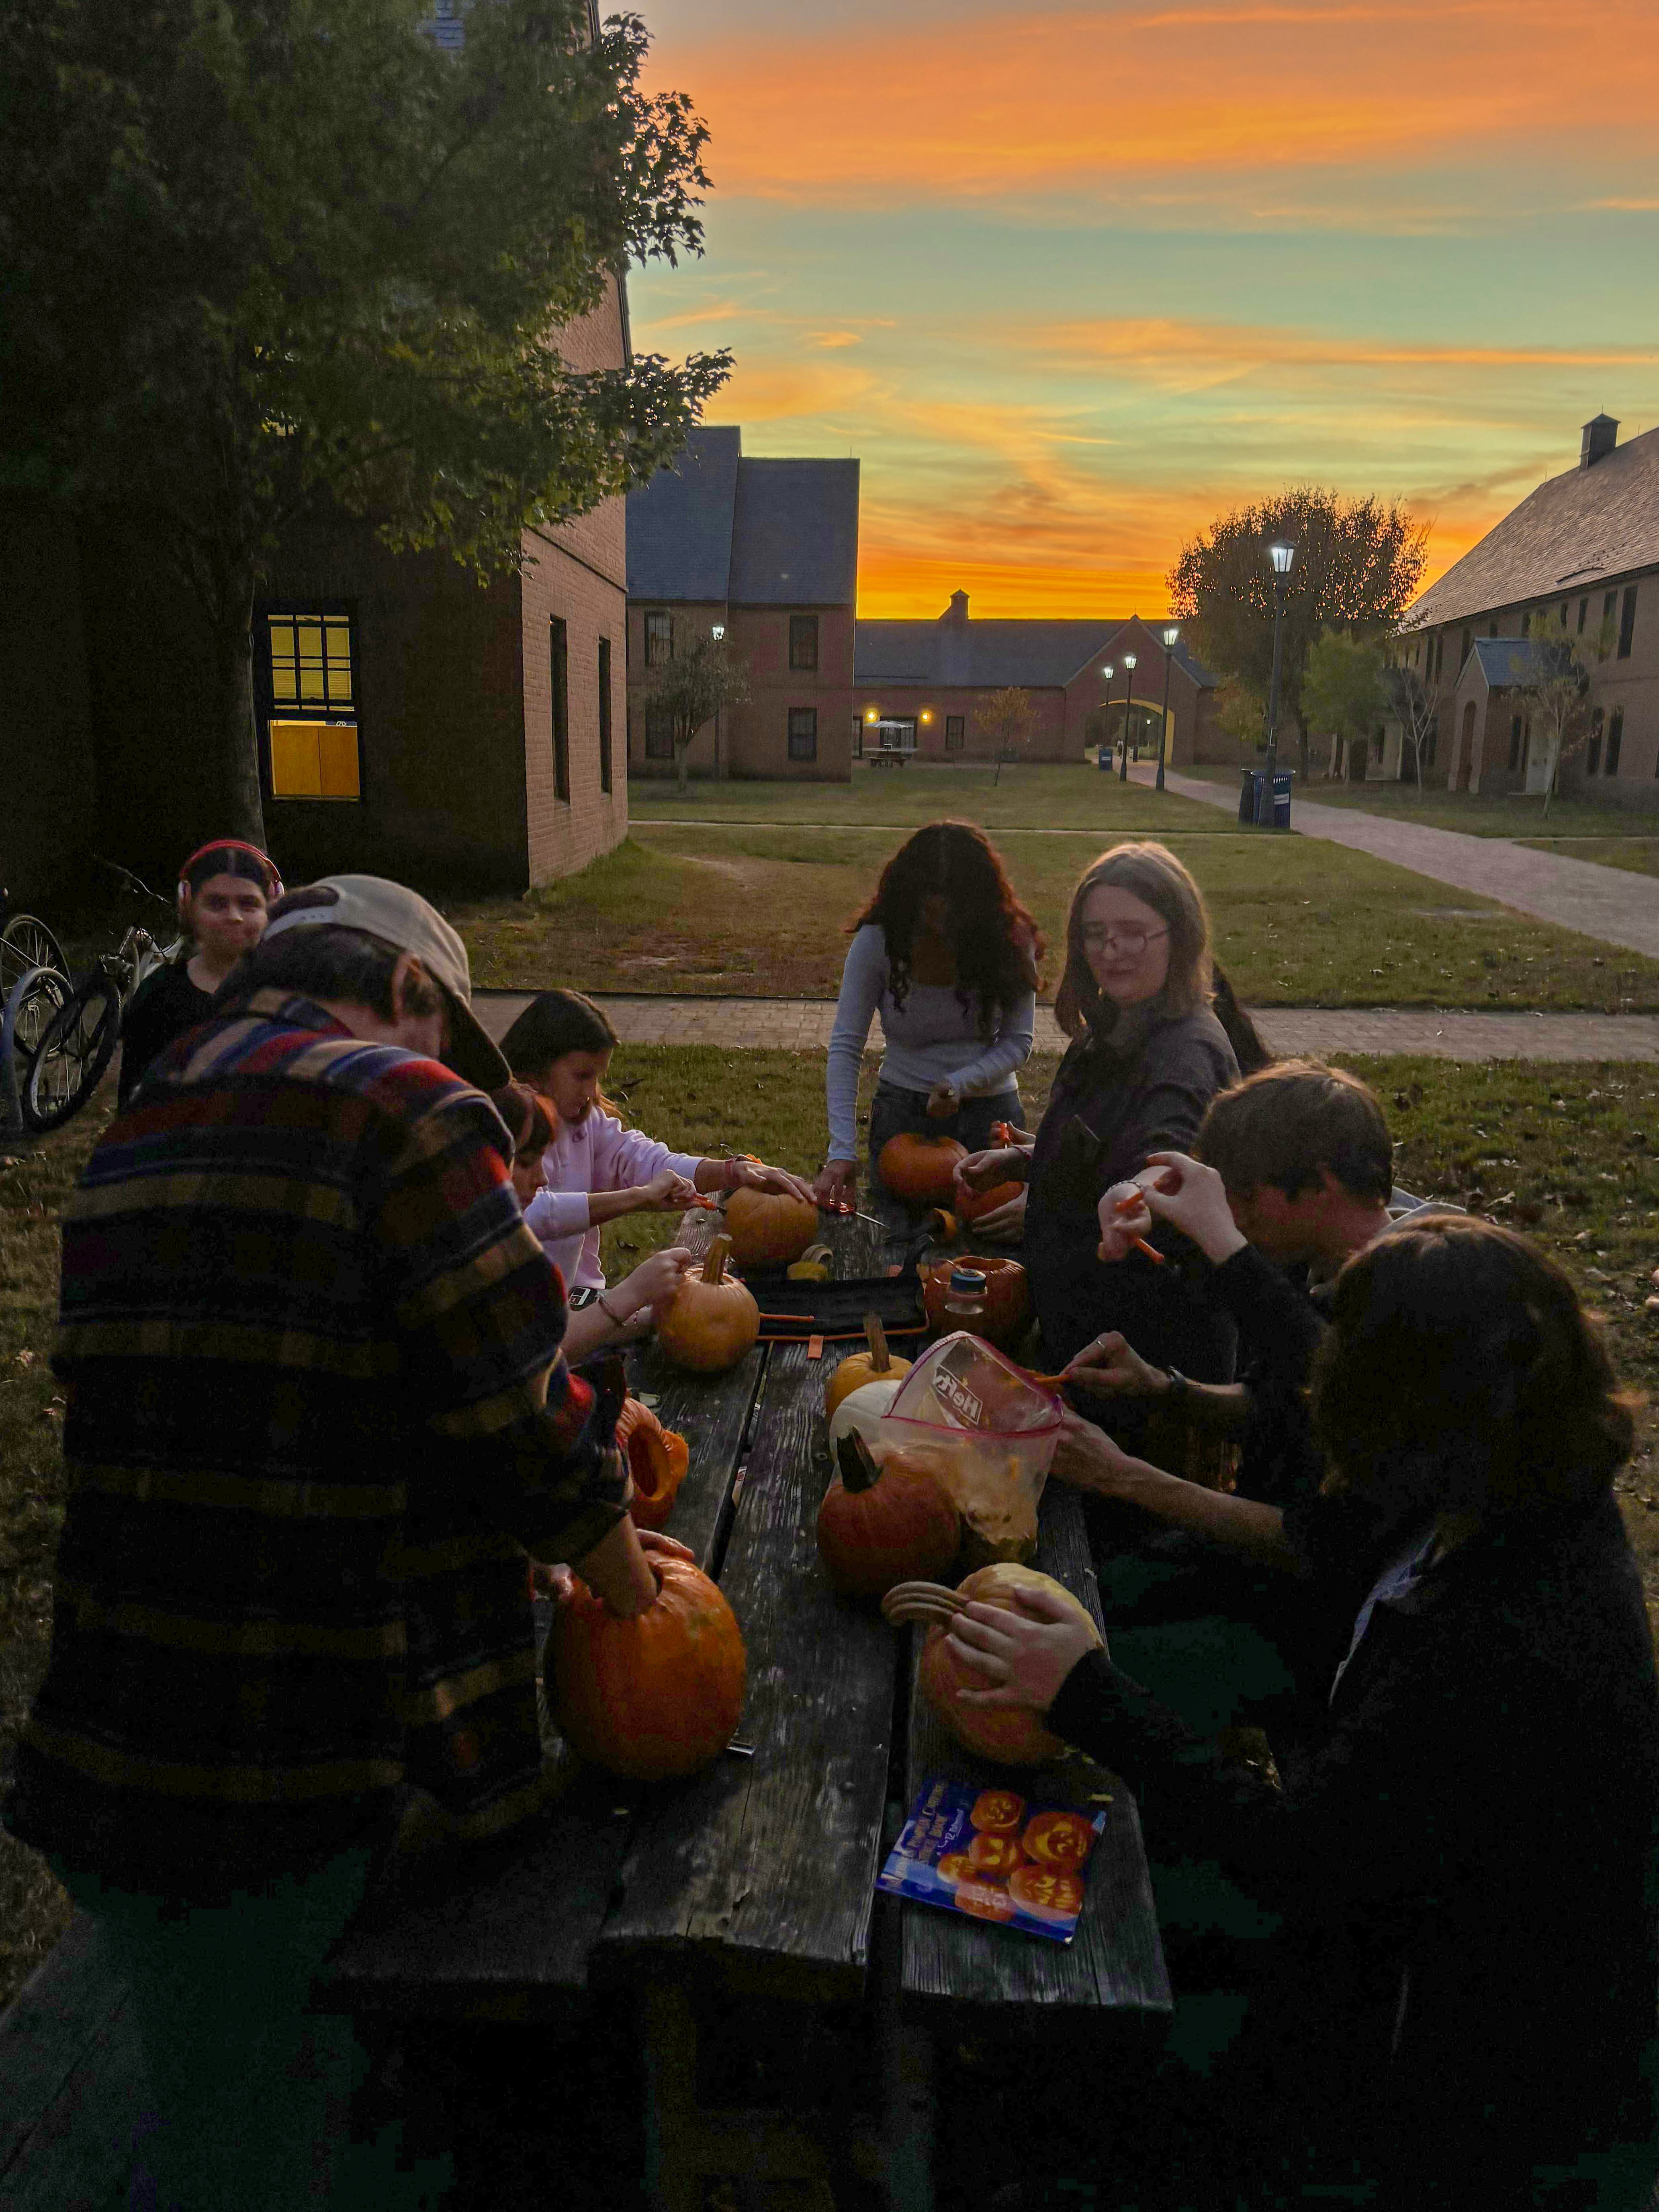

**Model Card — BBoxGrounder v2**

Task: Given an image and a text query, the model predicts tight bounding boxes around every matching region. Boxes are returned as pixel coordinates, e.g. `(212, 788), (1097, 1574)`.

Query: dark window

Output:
(851, 713), (864, 758)
(1508, 715), (1523, 771)
(1606, 705), (1624, 776)
(1519, 610), (1530, 638)
(1618, 585), (1638, 659)
(1578, 597), (1589, 634)
(549, 617), (570, 802)
(262, 607), (362, 801)
(945, 715), (966, 751)
(789, 615), (819, 672)
(644, 704), (675, 760)
(644, 610), (673, 666)
(1459, 626), (1471, 668)
(1602, 592), (1618, 656)
(1424, 718), (1437, 767)
(1488, 619), (1499, 638)
(787, 707), (818, 762)
(598, 637), (613, 794)
(1586, 706), (1604, 778)
(1559, 601), (1569, 627)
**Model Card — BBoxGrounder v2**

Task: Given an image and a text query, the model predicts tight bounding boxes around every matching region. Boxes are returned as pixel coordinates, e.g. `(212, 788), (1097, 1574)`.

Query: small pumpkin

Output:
(959, 1180), (1023, 1225)
(547, 1554), (747, 1781)
(656, 1235), (761, 1374)
(966, 1830), (1026, 1878)
(1021, 1809), (1098, 1869)
(816, 1431), (960, 1601)
(1007, 1864), (1086, 1923)
(616, 1396), (690, 1532)
(918, 1562), (1102, 1768)
(878, 1132), (967, 1207)
(826, 1378), (906, 1457)
(921, 1253), (1030, 1351)
(824, 1313), (912, 1422)
(969, 1789), (1026, 1834)
(725, 1185), (820, 1269)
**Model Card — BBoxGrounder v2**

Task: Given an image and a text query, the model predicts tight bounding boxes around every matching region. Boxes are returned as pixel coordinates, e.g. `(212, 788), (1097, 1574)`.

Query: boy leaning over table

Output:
(4, 875), (688, 2212)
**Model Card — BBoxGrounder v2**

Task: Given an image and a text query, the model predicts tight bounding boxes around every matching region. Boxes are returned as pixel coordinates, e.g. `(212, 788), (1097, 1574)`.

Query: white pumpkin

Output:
(826, 1378), (907, 1456)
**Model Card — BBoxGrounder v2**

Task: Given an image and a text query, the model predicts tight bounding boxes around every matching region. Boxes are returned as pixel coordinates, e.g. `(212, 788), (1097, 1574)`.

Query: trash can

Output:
(1238, 768), (1262, 823)
(1268, 770), (1294, 826)
(1239, 768), (1294, 825)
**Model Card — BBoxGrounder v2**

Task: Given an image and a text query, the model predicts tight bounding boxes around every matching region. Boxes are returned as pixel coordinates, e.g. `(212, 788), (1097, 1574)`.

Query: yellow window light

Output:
(270, 720), (361, 801)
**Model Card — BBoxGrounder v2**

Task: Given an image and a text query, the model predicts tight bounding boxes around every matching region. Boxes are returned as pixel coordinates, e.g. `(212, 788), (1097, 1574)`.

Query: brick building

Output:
(1387, 415), (1659, 806)
(626, 426), (860, 781)
(851, 598), (1221, 767)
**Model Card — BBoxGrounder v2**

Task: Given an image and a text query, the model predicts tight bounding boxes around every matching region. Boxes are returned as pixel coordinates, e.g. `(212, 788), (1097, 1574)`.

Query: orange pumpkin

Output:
(969, 1789), (1026, 1834)
(959, 1180), (1023, 1225)
(878, 1132), (967, 1206)
(656, 1235), (760, 1374)
(918, 1563), (1103, 1768)
(1021, 1808), (1098, 1869)
(615, 1397), (690, 1532)
(966, 1831), (1026, 1878)
(937, 1851), (974, 1887)
(816, 1432), (960, 1600)
(1007, 1864), (1086, 1922)
(955, 1879), (1016, 1924)
(824, 1312), (912, 1422)
(725, 1185), (820, 1269)
(921, 1253), (1030, 1351)
(547, 1554), (747, 1781)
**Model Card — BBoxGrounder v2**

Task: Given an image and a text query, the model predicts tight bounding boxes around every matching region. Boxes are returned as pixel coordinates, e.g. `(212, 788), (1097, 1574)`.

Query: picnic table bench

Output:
(1, 1202), (1171, 2211)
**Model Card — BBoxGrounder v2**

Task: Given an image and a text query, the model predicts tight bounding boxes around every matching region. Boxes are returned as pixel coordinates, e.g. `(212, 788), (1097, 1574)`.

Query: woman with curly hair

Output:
(812, 821), (1043, 1212)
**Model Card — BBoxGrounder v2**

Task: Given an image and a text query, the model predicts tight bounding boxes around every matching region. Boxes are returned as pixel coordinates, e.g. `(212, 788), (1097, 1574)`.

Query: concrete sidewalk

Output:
(1132, 763), (1659, 961)
(476, 992), (1659, 1063)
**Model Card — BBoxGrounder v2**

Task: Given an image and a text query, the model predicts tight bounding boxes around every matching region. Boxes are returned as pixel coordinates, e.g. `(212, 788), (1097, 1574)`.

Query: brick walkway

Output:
(477, 992), (1659, 1063)
(1130, 763), (1659, 961)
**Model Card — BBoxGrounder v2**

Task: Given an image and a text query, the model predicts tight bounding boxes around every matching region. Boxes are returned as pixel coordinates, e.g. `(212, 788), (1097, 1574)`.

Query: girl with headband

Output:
(117, 840), (282, 1108)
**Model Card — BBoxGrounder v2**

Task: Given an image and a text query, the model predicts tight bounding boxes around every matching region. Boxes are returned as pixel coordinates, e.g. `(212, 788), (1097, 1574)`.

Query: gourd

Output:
(548, 1555), (747, 1781)
(816, 1433), (960, 1601)
(615, 1396), (690, 1532)
(725, 1186), (820, 1269)
(826, 1378), (906, 1456)
(656, 1235), (760, 1374)
(877, 1132), (967, 1206)
(921, 1254), (1031, 1351)
(959, 1180), (1023, 1225)
(824, 1313), (912, 1422)
(787, 1244), (833, 1283)
(916, 1563), (1102, 1767)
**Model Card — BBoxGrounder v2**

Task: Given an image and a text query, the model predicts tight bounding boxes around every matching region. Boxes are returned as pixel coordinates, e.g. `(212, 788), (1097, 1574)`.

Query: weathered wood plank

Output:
(626, 1339), (766, 1573)
(0, 1914), (145, 2211)
(596, 1339), (900, 2001)
(899, 1481), (1172, 2020)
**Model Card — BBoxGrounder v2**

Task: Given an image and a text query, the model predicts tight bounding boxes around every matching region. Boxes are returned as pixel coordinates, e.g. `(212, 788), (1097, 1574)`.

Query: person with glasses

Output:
(956, 842), (1240, 1381)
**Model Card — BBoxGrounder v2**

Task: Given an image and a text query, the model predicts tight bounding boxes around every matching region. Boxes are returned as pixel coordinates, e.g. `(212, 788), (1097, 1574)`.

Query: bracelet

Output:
(717, 1155), (744, 1193)
(597, 1292), (628, 1329)
(1163, 1367), (1191, 1404)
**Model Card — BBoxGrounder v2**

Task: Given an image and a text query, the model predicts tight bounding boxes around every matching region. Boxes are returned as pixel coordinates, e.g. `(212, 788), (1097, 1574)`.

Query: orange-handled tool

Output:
(1109, 1170), (1180, 1265)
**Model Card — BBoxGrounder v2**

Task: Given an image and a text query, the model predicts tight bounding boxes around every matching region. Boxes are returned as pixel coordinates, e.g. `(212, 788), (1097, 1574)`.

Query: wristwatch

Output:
(1162, 1367), (1191, 1404)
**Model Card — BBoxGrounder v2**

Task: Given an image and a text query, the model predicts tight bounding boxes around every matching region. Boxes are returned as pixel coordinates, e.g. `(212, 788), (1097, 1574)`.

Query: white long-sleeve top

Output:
(520, 1110), (702, 1292)
(824, 924), (1036, 1161)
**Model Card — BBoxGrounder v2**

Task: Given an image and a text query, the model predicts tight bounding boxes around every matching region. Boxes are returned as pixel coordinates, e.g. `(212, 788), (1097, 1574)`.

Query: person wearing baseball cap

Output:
(8, 870), (681, 2209)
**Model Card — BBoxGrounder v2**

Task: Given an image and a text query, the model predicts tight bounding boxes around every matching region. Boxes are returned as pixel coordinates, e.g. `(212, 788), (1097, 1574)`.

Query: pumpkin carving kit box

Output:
(876, 1779), (1106, 1943)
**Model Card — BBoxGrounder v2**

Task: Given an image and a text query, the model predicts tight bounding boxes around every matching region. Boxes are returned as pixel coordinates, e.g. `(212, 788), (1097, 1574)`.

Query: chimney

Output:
(941, 590), (969, 625)
(1581, 414), (1618, 468)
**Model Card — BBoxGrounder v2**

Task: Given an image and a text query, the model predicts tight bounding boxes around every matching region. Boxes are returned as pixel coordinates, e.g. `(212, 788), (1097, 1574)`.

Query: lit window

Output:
(789, 615), (819, 672)
(264, 610), (360, 801)
(787, 707), (817, 762)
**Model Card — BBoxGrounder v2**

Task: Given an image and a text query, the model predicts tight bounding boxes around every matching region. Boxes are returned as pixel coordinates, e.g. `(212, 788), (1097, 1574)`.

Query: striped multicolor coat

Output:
(6, 992), (628, 1902)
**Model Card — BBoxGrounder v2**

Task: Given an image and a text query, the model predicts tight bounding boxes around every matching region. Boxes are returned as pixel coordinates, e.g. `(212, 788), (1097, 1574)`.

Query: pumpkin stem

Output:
(702, 1234), (732, 1286)
(836, 1429), (882, 1496)
(863, 1311), (890, 1374)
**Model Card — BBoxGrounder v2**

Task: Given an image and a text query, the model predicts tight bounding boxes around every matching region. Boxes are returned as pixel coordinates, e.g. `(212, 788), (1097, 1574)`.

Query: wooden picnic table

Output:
(322, 1201), (1172, 2208)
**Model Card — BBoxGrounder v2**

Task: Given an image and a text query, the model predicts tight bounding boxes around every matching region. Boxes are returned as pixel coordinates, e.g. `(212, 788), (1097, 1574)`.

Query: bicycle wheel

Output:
(1, 912), (67, 1001)
(23, 968), (121, 1131)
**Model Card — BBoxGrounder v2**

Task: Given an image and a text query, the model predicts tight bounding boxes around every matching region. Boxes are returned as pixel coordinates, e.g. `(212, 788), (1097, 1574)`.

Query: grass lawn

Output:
(1517, 837), (1659, 878)
(4, 1047), (1659, 2014)
(1174, 756), (1659, 841)
(452, 827), (1659, 1010)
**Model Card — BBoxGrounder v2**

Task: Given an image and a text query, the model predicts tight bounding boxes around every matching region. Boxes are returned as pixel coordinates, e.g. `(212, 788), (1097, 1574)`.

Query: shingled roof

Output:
(626, 427), (860, 607)
(1408, 423), (1659, 630)
(855, 615), (1213, 691)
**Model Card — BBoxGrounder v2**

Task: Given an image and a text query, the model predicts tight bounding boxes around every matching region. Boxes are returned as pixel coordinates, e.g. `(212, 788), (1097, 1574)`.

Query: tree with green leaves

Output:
(976, 686), (1038, 785)
(1167, 489), (1426, 781)
(1302, 628), (1387, 783)
(647, 634), (751, 791)
(1, 0), (728, 842)
(1513, 608), (1614, 816)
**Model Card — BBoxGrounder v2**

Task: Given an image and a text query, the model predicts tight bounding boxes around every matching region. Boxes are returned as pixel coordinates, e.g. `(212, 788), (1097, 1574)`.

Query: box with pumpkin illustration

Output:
(876, 1778), (1105, 1942)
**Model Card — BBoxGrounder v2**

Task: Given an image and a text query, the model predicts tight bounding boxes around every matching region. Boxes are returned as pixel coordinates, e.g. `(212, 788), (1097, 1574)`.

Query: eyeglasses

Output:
(1079, 924), (1169, 957)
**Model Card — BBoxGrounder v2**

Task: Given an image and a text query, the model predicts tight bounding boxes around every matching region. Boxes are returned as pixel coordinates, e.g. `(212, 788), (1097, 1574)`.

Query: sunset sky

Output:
(628, 0), (1659, 618)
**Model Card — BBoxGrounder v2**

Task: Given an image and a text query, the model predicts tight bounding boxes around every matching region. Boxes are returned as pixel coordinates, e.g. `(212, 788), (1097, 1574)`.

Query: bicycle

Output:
(21, 862), (183, 1133)
(0, 889), (68, 1002)
(0, 888), (73, 1134)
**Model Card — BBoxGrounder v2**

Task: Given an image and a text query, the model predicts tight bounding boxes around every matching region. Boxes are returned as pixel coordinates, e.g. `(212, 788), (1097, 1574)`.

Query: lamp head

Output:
(711, 623), (726, 640)
(1123, 652), (1137, 671)
(1162, 624), (1180, 648)
(1268, 541), (1296, 577)
(1102, 664), (1114, 681)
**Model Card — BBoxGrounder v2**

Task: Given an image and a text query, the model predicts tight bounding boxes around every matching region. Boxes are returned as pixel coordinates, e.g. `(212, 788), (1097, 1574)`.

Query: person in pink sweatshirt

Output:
(499, 992), (817, 1335)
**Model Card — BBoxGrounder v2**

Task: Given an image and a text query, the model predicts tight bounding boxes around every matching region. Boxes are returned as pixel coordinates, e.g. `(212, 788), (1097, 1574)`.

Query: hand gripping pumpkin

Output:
(959, 1180), (1023, 1225)
(547, 1554), (747, 1781)
(916, 1563), (1102, 1768)
(816, 1432), (961, 1601)
(878, 1132), (967, 1207)
(615, 1396), (690, 1532)
(824, 1312), (912, 1423)
(725, 1185), (820, 1269)
(655, 1235), (760, 1374)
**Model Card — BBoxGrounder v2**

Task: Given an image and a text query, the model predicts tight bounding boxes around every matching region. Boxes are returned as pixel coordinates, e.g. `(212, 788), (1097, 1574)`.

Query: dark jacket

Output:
(117, 957), (216, 1107)
(1023, 1005), (1239, 1373)
(1051, 1487), (1659, 2188)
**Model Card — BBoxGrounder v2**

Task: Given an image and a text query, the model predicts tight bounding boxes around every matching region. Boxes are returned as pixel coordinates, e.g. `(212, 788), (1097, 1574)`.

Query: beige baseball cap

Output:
(262, 874), (509, 1090)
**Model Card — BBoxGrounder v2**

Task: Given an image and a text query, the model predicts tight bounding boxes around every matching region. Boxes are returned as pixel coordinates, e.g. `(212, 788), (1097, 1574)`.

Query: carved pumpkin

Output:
(1021, 1809), (1098, 1869)
(918, 1562), (1102, 1768)
(824, 1313), (912, 1422)
(656, 1235), (760, 1374)
(969, 1789), (1026, 1834)
(816, 1432), (961, 1601)
(615, 1396), (690, 1532)
(547, 1554), (747, 1781)
(959, 1180), (1023, 1225)
(966, 1831), (1026, 1878)
(878, 1133), (967, 1207)
(1007, 1864), (1086, 1923)
(955, 1879), (1016, 1924)
(937, 1851), (974, 1887)
(921, 1253), (1030, 1351)
(725, 1186), (820, 1269)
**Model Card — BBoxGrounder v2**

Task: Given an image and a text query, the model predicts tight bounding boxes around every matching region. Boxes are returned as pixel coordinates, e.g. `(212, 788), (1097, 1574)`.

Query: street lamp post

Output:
(1258, 541), (1296, 825)
(1095, 665), (1114, 769)
(1116, 653), (1138, 780)
(1155, 624), (1179, 792)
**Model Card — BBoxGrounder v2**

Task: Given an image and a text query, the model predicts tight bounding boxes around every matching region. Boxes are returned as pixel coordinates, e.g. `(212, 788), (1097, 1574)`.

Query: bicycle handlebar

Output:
(96, 856), (173, 912)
